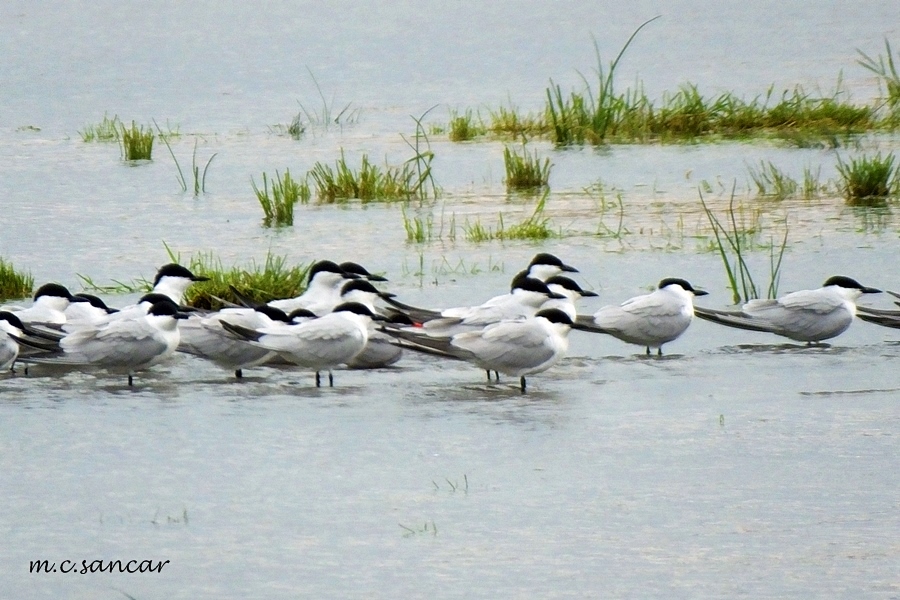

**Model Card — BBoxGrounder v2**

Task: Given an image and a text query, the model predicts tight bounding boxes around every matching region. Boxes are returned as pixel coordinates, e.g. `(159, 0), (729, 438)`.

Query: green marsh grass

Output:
(309, 145), (434, 204)
(252, 169), (308, 227)
(836, 152), (900, 205)
(503, 144), (552, 191)
(0, 258), (34, 301)
(120, 121), (154, 160)
(79, 113), (122, 142)
(700, 188), (787, 304)
(175, 252), (311, 310)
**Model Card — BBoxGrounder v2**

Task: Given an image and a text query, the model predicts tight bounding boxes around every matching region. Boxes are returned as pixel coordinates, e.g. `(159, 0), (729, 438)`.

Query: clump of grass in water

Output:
(448, 109), (484, 141)
(120, 121), (154, 160)
(309, 151), (419, 203)
(0, 258), (34, 301)
(699, 187), (788, 304)
(503, 143), (552, 191)
(836, 152), (900, 206)
(177, 252), (311, 310)
(252, 169), (309, 227)
(79, 113), (122, 142)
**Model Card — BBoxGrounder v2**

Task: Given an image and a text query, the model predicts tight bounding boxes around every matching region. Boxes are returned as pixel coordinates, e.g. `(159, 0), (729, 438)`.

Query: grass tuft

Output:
(0, 258), (34, 301)
(175, 251), (311, 310)
(503, 143), (552, 191)
(448, 109), (484, 141)
(252, 169), (308, 227)
(120, 121), (154, 160)
(836, 152), (900, 205)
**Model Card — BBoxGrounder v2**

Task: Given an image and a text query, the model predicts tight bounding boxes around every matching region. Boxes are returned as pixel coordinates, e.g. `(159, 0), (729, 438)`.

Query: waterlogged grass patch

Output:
(503, 144), (552, 191)
(252, 169), (309, 227)
(836, 152), (900, 205)
(0, 258), (34, 301)
(120, 121), (154, 161)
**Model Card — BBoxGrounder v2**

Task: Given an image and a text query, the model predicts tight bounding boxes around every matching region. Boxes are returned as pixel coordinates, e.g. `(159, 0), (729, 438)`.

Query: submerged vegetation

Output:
(0, 258), (34, 301)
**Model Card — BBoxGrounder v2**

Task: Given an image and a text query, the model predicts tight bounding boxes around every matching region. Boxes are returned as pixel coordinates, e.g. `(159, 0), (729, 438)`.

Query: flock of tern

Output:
(0, 254), (894, 393)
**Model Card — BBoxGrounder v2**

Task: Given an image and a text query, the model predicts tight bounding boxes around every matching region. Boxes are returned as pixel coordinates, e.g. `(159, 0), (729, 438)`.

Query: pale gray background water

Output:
(1, 2), (899, 598)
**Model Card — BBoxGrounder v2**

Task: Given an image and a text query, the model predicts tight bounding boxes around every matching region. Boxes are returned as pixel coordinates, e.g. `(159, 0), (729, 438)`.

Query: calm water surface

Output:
(1, 2), (899, 598)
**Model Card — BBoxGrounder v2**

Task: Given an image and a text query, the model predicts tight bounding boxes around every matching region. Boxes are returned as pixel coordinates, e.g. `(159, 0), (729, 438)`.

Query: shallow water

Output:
(2, 2), (900, 599)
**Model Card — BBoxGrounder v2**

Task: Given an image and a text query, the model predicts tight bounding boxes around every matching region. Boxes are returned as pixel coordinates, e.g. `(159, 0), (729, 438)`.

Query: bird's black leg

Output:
(235, 368), (243, 379)
(519, 376), (526, 394)
(315, 371), (321, 387)
(127, 374), (134, 387)
(328, 371), (334, 387)
(485, 369), (491, 382)
(657, 347), (663, 357)
(494, 371), (500, 382)
(645, 346), (651, 356)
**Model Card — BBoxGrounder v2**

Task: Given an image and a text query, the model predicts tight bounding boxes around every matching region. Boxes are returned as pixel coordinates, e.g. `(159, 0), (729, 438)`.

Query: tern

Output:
(385, 274), (565, 333)
(576, 278), (708, 355)
(178, 304), (298, 378)
(151, 263), (210, 304)
(339, 262), (388, 282)
(15, 298), (189, 385)
(542, 275), (599, 319)
(221, 302), (384, 387)
(1, 283), (81, 324)
(524, 253), (579, 281)
(0, 311), (26, 372)
(265, 260), (358, 314)
(693, 275), (880, 344)
(385, 308), (579, 393)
